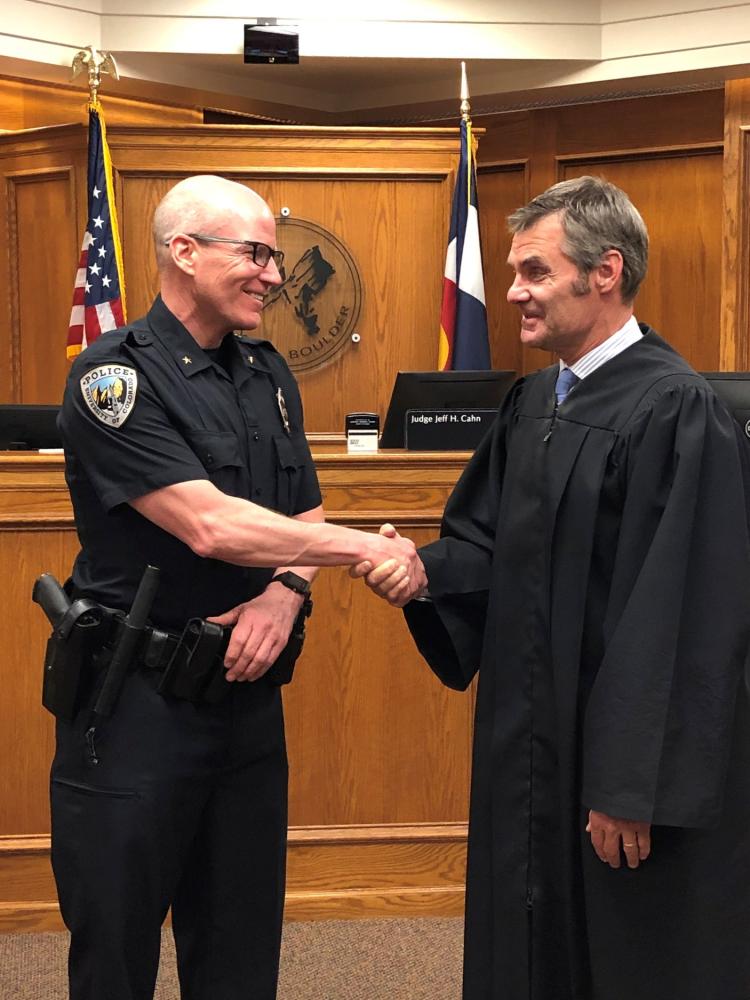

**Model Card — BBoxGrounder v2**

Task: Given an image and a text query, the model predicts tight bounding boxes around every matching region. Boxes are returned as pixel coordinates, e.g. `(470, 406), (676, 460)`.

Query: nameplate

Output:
(404, 408), (497, 451)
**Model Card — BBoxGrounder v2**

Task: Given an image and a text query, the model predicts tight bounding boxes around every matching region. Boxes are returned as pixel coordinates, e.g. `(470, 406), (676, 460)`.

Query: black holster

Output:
(41, 607), (111, 721)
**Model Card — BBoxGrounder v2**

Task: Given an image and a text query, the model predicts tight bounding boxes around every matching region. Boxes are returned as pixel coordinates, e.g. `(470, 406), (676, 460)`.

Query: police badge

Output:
(80, 365), (138, 427)
(276, 387), (291, 434)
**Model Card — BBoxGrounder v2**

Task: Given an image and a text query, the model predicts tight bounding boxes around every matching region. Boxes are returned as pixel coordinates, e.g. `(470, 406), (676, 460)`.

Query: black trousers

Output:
(51, 668), (288, 1000)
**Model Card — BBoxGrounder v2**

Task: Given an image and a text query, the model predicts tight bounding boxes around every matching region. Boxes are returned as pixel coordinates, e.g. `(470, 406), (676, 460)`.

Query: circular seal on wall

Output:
(260, 217), (363, 374)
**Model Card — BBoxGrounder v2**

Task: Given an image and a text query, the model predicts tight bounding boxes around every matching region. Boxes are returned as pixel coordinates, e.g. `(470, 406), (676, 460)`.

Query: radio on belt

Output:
(345, 412), (379, 453)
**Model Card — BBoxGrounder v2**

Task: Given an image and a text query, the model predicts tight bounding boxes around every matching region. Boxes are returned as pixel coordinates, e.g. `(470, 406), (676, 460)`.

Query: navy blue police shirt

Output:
(59, 296), (322, 632)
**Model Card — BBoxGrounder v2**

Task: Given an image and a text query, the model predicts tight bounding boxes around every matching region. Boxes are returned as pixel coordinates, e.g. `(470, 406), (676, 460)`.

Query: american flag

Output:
(438, 116), (490, 371)
(67, 103), (126, 359)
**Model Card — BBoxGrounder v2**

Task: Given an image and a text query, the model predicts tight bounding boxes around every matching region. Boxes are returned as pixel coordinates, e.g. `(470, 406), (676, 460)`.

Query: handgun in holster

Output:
(34, 565), (161, 727)
(32, 574), (110, 721)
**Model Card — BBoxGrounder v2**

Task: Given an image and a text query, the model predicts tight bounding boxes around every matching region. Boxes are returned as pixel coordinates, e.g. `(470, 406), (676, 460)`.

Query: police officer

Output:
(52, 174), (418, 1000)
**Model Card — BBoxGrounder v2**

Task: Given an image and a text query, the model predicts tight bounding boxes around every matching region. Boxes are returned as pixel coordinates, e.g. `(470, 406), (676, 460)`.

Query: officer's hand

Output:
(350, 524), (428, 607)
(207, 587), (302, 682)
(586, 810), (652, 870)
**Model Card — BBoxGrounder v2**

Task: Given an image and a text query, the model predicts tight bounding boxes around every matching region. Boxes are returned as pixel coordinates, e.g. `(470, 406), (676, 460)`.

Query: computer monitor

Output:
(379, 370), (516, 449)
(701, 373), (750, 439)
(0, 404), (61, 450)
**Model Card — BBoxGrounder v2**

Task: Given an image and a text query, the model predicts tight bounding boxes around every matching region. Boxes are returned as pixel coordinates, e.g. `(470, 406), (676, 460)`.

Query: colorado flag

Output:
(438, 118), (490, 371)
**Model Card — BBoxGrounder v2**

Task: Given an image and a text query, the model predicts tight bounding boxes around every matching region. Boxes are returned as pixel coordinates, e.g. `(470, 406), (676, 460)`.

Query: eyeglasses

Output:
(166, 233), (284, 269)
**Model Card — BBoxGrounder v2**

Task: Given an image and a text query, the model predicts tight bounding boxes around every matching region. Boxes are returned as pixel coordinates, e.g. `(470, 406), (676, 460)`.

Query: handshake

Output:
(349, 523), (428, 608)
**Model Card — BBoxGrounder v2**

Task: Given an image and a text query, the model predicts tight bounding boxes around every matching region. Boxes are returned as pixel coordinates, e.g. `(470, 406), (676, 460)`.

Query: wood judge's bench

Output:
(0, 445), (474, 932)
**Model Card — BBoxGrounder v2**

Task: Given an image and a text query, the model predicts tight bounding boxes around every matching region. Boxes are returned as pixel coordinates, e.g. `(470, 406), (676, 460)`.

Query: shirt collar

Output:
(146, 297), (261, 380)
(562, 315), (642, 381)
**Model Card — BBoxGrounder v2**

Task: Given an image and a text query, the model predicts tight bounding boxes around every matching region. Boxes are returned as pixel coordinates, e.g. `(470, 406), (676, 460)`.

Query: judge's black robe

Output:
(405, 329), (750, 1000)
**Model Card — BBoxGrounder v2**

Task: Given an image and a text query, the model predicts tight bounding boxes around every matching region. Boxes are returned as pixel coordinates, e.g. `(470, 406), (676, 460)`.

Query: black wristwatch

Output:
(270, 571), (311, 597)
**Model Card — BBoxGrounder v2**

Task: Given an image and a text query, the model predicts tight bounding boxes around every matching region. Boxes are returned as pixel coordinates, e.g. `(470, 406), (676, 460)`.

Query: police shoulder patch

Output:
(80, 364), (138, 428)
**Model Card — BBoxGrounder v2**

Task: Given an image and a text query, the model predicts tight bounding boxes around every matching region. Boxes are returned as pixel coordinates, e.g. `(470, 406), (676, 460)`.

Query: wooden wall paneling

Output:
(286, 452), (474, 828)
(0, 456), (79, 838)
(0, 533), (77, 838)
(285, 548), (473, 827)
(266, 174), (448, 432)
(477, 161), (528, 374)
(470, 110), (531, 166)
(104, 126), (460, 174)
(721, 79), (750, 371)
(0, 77), (202, 132)
(9, 167), (79, 401)
(0, 172), (13, 401)
(0, 823), (468, 931)
(475, 91), (724, 166)
(474, 110), (558, 375)
(0, 836), (59, 931)
(285, 823), (466, 920)
(553, 90), (725, 156)
(114, 172), (168, 315)
(0, 126), (87, 404)
(559, 148), (723, 371)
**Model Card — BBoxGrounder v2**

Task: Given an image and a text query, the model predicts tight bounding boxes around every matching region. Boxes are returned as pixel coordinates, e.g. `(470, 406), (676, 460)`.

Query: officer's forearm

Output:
(130, 481), (401, 569)
(273, 506), (326, 583)
(199, 498), (384, 567)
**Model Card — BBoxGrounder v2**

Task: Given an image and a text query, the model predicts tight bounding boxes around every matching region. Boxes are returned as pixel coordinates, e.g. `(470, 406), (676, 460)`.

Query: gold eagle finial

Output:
(71, 46), (119, 106)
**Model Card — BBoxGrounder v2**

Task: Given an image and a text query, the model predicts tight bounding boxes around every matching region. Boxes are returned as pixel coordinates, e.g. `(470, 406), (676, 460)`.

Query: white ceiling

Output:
(3, 0), (750, 123)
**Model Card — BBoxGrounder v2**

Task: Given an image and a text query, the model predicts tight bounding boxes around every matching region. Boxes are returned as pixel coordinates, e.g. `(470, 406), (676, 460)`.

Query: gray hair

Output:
(507, 176), (649, 303)
(152, 175), (269, 267)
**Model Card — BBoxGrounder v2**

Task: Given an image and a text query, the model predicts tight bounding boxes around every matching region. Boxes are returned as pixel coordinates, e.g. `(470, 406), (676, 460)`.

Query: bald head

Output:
(153, 175), (272, 269)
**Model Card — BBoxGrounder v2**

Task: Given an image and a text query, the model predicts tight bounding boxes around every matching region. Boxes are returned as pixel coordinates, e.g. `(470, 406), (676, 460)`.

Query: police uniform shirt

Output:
(59, 295), (322, 631)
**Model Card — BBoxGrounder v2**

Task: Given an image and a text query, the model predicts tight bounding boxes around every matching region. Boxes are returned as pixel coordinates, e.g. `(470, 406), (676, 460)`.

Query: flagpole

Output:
(460, 61), (471, 122)
(460, 62), (473, 214)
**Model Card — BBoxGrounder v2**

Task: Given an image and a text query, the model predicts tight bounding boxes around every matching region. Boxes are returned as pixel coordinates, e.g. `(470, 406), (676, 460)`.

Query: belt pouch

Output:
(201, 626), (232, 704)
(158, 618), (225, 701)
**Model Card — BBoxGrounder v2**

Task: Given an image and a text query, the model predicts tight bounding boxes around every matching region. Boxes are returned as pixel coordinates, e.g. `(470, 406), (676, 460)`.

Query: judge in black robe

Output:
(405, 333), (750, 1000)
(359, 178), (750, 1000)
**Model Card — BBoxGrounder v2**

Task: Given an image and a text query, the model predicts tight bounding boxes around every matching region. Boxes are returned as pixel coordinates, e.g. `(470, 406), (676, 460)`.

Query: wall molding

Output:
(556, 141), (723, 170)
(0, 824), (468, 933)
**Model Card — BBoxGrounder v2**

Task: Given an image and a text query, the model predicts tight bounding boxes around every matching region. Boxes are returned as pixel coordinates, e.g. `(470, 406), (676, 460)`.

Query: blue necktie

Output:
(555, 367), (579, 405)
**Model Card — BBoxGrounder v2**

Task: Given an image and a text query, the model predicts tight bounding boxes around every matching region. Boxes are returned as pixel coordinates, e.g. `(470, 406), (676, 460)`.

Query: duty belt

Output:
(106, 617), (185, 674)
(103, 615), (231, 704)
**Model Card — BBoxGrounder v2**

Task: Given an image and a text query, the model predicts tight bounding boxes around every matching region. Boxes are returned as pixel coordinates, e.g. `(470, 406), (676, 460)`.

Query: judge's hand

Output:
(586, 810), (651, 870)
(207, 585), (302, 682)
(356, 522), (420, 579)
(350, 523), (428, 607)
